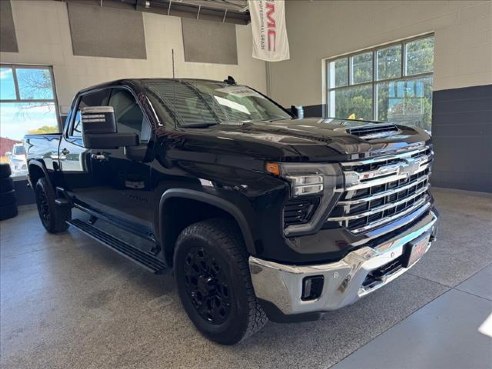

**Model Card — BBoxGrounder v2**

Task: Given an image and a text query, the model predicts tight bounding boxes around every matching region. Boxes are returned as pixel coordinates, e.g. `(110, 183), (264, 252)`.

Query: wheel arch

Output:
(28, 160), (53, 189)
(158, 189), (257, 266)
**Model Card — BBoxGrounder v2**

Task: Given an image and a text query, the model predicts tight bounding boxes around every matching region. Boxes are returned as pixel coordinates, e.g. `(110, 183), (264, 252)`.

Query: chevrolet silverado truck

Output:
(25, 78), (438, 345)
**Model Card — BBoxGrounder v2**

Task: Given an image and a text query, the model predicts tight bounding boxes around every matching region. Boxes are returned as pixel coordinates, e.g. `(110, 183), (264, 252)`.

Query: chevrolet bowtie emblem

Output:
(399, 158), (420, 177)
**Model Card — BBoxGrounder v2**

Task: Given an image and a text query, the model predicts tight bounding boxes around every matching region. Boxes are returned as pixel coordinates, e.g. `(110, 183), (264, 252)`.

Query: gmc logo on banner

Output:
(249, 0), (290, 61)
(266, 3), (276, 51)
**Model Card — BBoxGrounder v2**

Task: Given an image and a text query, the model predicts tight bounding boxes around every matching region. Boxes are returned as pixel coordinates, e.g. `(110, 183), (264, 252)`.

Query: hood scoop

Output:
(347, 123), (400, 140)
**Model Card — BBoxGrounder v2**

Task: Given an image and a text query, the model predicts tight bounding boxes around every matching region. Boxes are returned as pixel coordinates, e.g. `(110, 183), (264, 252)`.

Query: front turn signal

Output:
(265, 162), (281, 176)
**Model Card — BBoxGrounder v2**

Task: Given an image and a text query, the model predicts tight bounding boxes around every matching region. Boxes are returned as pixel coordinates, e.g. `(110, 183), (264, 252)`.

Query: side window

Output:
(70, 89), (111, 137)
(108, 89), (150, 142)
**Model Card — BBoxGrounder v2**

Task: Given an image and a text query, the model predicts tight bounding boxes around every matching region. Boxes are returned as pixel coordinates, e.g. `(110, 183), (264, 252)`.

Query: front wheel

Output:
(34, 177), (69, 233)
(174, 219), (268, 345)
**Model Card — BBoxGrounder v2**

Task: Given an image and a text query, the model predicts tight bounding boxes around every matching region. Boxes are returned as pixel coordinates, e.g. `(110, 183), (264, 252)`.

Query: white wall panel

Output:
(268, 1), (492, 107)
(0, 1), (266, 113)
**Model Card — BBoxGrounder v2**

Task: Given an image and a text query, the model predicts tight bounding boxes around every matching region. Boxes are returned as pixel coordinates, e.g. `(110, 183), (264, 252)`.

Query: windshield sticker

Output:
(214, 96), (250, 115)
(215, 86), (265, 99)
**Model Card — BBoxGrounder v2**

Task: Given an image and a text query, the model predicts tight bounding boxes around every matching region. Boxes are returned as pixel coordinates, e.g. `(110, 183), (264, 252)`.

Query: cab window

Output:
(108, 89), (151, 142)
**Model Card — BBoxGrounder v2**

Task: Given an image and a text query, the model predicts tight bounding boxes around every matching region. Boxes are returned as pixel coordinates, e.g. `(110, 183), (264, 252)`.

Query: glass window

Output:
(0, 65), (59, 177)
(145, 80), (290, 127)
(377, 45), (402, 81)
(351, 52), (373, 84)
(16, 68), (54, 100)
(406, 38), (434, 76)
(0, 67), (16, 100)
(329, 58), (348, 88)
(72, 111), (83, 137)
(329, 85), (373, 121)
(109, 89), (144, 135)
(377, 77), (433, 131)
(326, 35), (434, 131)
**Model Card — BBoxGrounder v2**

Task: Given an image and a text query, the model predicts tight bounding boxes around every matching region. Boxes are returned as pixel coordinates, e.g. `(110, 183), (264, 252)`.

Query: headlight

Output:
(286, 174), (324, 196)
(266, 162), (343, 235)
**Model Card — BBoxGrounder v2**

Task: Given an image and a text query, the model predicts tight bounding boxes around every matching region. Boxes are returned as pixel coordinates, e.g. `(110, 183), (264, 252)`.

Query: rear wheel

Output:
(34, 177), (69, 233)
(174, 219), (267, 345)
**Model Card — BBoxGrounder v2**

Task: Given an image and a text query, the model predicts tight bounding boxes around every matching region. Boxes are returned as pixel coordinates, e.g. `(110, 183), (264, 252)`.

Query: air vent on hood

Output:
(348, 124), (400, 139)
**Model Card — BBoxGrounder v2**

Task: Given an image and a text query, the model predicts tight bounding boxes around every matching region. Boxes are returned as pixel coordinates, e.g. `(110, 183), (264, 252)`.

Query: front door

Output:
(84, 87), (155, 233)
(59, 89), (111, 199)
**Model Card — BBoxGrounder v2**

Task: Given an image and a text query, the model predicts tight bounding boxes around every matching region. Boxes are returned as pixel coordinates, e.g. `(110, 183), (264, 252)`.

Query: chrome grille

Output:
(328, 146), (433, 234)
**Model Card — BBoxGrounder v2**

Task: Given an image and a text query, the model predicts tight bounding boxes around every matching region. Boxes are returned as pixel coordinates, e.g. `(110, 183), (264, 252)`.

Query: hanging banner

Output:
(248, 0), (290, 62)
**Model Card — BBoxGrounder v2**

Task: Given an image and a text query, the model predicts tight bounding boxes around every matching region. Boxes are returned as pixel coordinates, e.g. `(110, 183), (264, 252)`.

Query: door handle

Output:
(91, 153), (107, 160)
(61, 148), (70, 155)
(51, 153), (67, 160)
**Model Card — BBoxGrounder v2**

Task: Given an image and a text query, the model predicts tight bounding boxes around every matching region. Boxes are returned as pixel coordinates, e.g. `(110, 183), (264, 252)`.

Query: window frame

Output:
(66, 85), (152, 143)
(325, 34), (434, 122)
(0, 64), (61, 130)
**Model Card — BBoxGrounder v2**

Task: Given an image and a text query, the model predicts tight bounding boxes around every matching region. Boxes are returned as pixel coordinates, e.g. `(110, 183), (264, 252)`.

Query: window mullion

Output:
(347, 57), (351, 86)
(402, 43), (406, 77)
(372, 50), (377, 120)
(11, 66), (21, 101)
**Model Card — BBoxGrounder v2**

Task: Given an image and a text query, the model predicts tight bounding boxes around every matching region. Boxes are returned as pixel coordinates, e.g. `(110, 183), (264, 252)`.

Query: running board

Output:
(67, 219), (167, 274)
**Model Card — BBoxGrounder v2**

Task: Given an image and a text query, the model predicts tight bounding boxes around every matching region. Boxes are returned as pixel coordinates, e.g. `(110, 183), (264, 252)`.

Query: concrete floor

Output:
(1, 188), (491, 369)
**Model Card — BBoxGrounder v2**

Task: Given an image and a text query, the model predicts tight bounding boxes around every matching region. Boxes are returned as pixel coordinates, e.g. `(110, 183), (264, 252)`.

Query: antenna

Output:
(172, 49), (175, 79)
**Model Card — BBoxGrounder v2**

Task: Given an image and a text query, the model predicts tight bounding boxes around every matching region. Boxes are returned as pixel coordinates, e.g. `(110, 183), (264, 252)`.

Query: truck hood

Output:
(161, 118), (431, 162)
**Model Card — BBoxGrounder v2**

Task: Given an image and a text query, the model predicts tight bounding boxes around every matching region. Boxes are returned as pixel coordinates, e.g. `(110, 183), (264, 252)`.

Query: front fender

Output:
(158, 188), (257, 255)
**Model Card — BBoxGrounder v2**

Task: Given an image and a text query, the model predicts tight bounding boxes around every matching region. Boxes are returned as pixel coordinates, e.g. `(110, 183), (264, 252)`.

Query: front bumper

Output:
(249, 209), (438, 317)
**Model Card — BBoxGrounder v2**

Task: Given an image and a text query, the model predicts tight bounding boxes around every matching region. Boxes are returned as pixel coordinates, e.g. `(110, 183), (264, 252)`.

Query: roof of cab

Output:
(77, 78), (231, 95)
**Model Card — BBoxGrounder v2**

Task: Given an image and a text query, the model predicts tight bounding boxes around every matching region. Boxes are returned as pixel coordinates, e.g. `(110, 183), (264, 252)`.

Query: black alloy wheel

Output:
(174, 219), (268, 345)
(183, 246), (231, 325)
(34, 177), (69, 233)
(35, 182), (51, 228)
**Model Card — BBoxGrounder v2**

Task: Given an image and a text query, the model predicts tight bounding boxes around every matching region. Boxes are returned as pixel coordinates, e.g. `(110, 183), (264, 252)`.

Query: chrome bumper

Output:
(249, 210), (438, 316)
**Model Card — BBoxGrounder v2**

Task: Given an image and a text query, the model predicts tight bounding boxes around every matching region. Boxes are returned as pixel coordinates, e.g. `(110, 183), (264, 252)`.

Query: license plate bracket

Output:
(403, 232), (431, 267)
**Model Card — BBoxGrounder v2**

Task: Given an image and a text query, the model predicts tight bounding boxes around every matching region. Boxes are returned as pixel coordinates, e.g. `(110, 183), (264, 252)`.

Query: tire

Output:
(34, 177), (69, 233)
(174, 218), (268, 345)
(0, 190), (17, 206)
(0, 203), (18, 221)
(0, 163), (12, 179)
(0, 177), (14, 192)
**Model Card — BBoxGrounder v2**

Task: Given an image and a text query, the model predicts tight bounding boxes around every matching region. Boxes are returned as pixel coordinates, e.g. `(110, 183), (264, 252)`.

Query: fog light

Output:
(301, 275), (324, 301)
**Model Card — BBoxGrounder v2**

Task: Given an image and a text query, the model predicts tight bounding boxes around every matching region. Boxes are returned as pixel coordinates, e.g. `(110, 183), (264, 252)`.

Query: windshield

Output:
(13, 145), (25, 155)
(144, 80), (291, 127)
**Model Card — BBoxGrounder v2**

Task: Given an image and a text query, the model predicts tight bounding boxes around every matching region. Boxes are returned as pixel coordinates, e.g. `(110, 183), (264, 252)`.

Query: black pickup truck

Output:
(25, 78), (438, 344)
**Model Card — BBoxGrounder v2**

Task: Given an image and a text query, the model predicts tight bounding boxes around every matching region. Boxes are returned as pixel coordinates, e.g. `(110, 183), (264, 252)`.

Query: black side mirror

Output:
(290, 105), (304, 119)
(81, 106), (138, 149)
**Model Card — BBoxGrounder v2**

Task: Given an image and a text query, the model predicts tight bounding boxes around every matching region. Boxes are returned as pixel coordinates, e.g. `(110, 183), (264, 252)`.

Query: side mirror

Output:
(5, 151), (11, 157)
(81, 106), (138, 149)
(290, 105), (304, 119)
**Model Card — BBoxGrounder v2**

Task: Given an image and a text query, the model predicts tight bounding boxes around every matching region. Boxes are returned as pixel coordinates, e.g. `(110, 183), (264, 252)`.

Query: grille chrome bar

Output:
(338, 176), (429, 205)
(328, 186), (429, 222)
(339, 161), (430, 192)
(349, 199), (431, 235)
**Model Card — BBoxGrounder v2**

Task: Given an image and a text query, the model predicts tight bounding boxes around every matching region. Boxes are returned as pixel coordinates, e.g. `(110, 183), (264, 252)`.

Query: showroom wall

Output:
(0, 0), (266, 114)
(268, 0), (491, 192)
